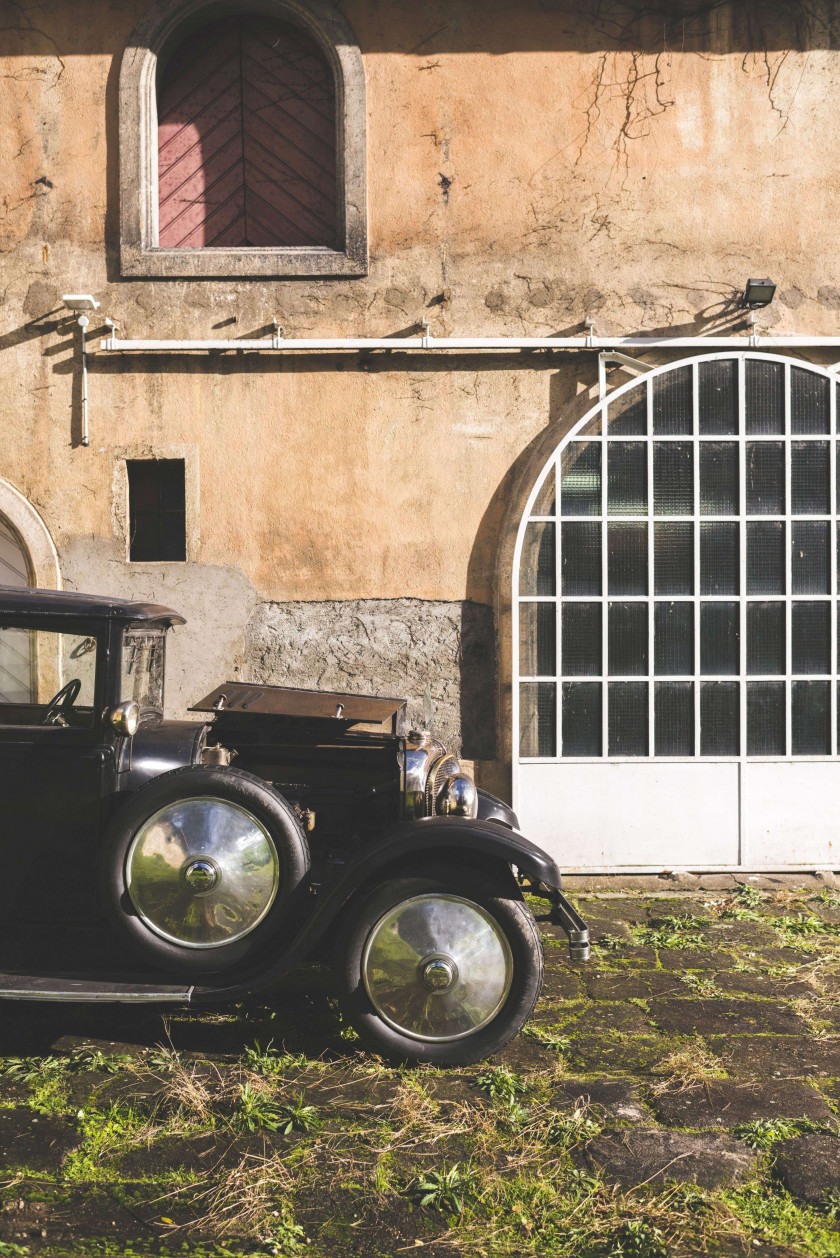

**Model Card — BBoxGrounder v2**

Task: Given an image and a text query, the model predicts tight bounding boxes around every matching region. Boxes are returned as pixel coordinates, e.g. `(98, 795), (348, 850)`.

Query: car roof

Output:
(0, 585), (186, 625)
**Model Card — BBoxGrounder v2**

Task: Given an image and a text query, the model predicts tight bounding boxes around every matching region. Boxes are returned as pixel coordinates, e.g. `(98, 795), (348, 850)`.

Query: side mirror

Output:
(108, 700), (140, 737)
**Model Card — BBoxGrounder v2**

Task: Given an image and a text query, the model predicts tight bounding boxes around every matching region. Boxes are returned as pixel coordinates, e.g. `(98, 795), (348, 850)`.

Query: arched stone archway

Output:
(0, 477), (60, 592)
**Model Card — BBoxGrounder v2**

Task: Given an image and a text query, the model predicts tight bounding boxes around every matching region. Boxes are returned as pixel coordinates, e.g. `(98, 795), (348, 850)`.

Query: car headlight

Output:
(405, 731), (478, 820)
(435, 772), (478, 818)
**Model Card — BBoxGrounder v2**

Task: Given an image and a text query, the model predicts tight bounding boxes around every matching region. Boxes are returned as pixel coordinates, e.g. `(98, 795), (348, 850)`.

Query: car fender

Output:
(191, 817), (569, 1002)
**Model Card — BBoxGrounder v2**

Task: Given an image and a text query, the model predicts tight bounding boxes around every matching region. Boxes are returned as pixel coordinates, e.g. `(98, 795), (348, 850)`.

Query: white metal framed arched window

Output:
(0, 512), (33, 704)
(512, 353), (840, 871)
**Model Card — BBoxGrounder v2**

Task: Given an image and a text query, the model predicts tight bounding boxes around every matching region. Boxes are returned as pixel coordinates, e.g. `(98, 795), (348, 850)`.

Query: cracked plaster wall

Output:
(3, 0), (840, 795)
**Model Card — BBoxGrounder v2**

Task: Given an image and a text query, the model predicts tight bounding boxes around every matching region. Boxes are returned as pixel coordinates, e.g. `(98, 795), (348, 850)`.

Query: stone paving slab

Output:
(577, 1128), (757, 1188)
(650, 1080), (837, 1129)
(774, 1133), (840, 1204)
(650, 998), (810, 1036)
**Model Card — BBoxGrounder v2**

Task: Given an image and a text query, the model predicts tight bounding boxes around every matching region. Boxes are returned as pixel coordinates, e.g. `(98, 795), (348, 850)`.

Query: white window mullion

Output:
(784, 360), (792, 757)
(693, 359), (701, 756)
(647, 375), (655, 756)
(554, 453), (562, 758)
(832, 381), (838, 757)
(601, 406), (609, 756)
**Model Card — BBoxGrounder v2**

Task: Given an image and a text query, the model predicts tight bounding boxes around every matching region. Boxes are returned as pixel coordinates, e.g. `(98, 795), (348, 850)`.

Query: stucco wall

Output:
(2, 0), (840, 790)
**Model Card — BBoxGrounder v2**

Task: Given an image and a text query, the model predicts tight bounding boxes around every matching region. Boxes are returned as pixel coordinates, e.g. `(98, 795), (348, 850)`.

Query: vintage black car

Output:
(0, 585), (588, 1065)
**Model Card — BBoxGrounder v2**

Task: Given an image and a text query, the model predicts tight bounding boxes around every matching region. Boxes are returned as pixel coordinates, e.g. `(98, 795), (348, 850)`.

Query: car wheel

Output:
(101, 766), (309, 975)
(332, 864), (543, 1065)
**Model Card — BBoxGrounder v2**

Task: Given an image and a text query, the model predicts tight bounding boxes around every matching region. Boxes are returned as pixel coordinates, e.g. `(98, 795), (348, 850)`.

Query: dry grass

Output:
(650, 1039), (728, 1092)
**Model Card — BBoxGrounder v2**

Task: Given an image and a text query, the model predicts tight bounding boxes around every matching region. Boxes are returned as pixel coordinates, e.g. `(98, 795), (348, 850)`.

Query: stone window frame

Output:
(112, 446), (201, 563)
(119, 0), (368, 278)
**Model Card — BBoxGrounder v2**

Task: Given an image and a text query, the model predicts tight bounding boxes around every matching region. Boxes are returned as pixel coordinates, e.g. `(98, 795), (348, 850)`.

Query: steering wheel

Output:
(42, 678), (82, 726)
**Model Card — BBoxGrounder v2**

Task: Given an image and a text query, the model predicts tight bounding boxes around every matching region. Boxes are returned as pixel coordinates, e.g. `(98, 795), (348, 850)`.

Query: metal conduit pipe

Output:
(99, 332), (840, 353)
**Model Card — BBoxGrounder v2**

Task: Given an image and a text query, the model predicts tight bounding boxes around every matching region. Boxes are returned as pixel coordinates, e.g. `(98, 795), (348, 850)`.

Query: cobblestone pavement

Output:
(1, 880), (840, 1256)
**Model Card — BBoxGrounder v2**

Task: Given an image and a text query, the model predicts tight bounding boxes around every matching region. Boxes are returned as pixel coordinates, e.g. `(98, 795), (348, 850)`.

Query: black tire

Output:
(101, 765), (309, 976)
(332, 864), (543, 1066)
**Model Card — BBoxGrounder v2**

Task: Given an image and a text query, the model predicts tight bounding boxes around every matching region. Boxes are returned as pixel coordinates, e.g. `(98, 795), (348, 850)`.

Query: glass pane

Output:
(607, 442), (647, 515)
(747, 682), (785, 755)
(746, 359), (784, 434)
(791, 366), (830, 434)
(793, 601), (830, 674)
(654, 523), (694, 595)
(653, 443), (693, 515)
(562, 682), (602, 756)
(560, 444), (600, 517)
(791, 442), (830, 515)
(520, 522), (556, 595)
(655, 682), (694, 755)
(608, 523), (647, 595)
(747, 602), (785, 675)
(562, 522), (601, 595)
(746, 442), (785, 515)
(699, 359), (737, 435)
(700, 602), (739, 675)
(561, 603), (601, 676)
(792, 521), (830, 594)
(608, 603), (648, 675)
(519, 682), (556, 757)
(532, 465), (556, 516)
(700, 443), (739, 515)
(700, 682), (739, 755)
(747, 522), (785, 594)
(655, 602), (693, 675)
(792, 681), (830, 755)
(0, 629), (97, 726)
(608, 682), (648, 755)
(608, 387), (647, 435)
(653, 365), (693, 435)
(700, 523), (739, 595)
(519, 602), (556, 676)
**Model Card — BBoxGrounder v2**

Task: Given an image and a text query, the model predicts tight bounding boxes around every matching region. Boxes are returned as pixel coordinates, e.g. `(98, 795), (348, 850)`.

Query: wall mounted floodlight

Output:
(741, 278), (776, 309)
(61, 295), (102, 446)
(61, 294), (100, 312)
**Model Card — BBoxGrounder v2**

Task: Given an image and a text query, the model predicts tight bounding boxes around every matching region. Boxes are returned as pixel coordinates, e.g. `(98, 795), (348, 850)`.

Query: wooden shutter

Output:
(157, 15), (337, 248)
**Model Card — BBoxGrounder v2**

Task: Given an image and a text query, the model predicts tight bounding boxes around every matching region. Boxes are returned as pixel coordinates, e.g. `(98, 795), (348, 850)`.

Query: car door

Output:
(0, 616), (111, 927)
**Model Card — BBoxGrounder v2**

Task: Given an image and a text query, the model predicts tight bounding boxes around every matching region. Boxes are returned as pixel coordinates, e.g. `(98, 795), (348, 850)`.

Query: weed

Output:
(475, 1065), (526, 1108)
(607, 1219), (668, 1257)
(72, 1048), (134, 1073)
(595, 934), (629, 950)
(147, 1046), (183, 1073)
(679, 974), (719, 997)
(818, 887), (840, 909)
(243, 1040), (286, 1076)
(521, 1024), (570, 1054)
(736, 883), (765, 908)
(627, 996), (650, 1011)
(236, 1083), (287, 1133)
(0, 1056), (66, 1081)
(733, 1117), (836, 1148)
(777, 914), (840, 938)
(721, 905), (764, 922)
(546, 1106), (603, 1150)
(405, 1162), (477, 1215)
(726, 1181), (840, 1254)
(260, 1204), (306, 1254)
(276, 1093), (320, 1135)
(632, 915), (708, 950)
(820, 1188), (840, 1220)
(0, 1245), (30, 1256)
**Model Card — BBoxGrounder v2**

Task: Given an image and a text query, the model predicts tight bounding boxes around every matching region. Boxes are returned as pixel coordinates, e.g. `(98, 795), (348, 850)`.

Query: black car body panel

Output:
(0, 584), (590, 1005)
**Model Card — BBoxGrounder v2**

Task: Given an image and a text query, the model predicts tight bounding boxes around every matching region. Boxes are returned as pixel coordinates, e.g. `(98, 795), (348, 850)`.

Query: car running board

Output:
(0, 974), (194, 1002)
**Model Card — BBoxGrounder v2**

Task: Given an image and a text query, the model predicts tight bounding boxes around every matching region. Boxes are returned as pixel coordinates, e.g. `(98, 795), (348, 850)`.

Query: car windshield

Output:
(121, 629), (166, 717)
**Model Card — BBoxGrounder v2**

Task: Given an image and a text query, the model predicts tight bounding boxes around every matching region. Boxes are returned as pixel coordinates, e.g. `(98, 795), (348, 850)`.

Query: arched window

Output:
(0, 514), (33, 703)
(157, 14), (337, 249)
(513, 354), (840, 871)
(120, 0), (367, 277)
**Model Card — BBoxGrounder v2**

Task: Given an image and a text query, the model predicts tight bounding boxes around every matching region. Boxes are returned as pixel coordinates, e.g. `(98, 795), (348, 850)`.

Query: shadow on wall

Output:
(242, 597), (495, 760)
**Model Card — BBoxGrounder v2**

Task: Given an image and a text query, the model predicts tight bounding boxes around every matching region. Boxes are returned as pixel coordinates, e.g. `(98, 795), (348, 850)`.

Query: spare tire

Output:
(101, 765), (309, 975)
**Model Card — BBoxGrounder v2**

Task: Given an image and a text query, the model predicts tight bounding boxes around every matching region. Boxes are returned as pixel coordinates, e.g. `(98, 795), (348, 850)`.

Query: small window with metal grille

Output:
(127, 460), (187, 563)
